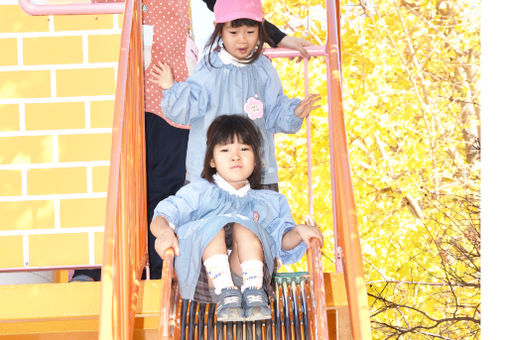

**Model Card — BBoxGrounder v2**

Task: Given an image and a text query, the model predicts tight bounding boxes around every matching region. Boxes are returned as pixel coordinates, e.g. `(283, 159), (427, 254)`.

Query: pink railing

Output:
(18, 0), (124, 15)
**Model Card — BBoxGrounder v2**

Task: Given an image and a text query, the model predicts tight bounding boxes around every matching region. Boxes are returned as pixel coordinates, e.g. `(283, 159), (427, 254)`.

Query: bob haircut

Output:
(201, 115), (263, 189)
(204, 18), (270, 67)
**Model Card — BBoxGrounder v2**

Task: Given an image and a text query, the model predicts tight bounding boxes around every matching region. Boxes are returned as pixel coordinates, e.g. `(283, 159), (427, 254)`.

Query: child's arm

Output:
(150, 215), (180, 258)
(153, 59), (210, 126)
(260, 59), (321, 133)
(281, 220), (323, 250)
(148, 61), (175, 90)
(151, 181), (207, 258)
(293, 93), (322, 119)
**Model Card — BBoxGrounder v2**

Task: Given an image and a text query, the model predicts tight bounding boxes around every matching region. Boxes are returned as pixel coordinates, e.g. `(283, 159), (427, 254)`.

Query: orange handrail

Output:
(98, 0), (147, 338)
(158, 248), (175, 340)
(307, 237), (329, 339)
(325, 0), (372, 339)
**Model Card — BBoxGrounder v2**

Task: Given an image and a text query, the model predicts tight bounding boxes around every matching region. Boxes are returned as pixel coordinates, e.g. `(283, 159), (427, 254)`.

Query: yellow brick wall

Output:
(0, 3), (121, 271)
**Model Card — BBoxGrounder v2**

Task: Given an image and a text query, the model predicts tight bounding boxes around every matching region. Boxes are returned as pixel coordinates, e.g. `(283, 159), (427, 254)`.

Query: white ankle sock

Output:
(203, 254), (235, 295)
(240, 260), (264, 292)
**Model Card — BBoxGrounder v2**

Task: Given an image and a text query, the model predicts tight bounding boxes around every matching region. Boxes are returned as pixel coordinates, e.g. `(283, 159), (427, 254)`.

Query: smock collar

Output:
(219, 47), (249, 67)
(213, 173), (250, 197)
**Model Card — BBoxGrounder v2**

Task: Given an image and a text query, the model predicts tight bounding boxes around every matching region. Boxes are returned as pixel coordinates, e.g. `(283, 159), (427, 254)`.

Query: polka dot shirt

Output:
(142, 0), (191, 128)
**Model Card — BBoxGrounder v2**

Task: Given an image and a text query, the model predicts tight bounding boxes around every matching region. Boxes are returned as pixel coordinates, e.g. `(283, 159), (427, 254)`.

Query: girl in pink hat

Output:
(149, 0), (322, 321)
(150, 0), (321, 190)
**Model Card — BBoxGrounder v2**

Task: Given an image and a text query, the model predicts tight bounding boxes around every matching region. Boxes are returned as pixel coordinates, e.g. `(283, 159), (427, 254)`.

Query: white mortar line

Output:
(113, 14), (119, 30)
(85, 100), (91, 129)
(21, 168), (27, 196)
(48, 15), (55, 33)
(50, 69), (57, 98)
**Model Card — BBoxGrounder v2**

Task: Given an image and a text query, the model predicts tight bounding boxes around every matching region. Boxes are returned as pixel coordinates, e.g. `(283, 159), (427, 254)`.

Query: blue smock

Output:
(161, 48), (303, 185)
(153, 176), (307, 300)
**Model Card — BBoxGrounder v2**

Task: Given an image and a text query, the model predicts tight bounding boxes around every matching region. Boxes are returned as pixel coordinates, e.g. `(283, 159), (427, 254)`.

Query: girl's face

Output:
(210, 135), (255, 189)
(221, 21), (259, 60)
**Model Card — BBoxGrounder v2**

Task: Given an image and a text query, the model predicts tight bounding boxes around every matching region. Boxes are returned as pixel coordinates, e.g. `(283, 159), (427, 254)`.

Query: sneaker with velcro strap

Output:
(242, 287), (272, 321)
(216, 287), (244, 322)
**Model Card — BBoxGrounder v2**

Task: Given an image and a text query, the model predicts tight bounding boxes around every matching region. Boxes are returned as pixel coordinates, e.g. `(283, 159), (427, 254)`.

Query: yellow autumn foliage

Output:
(265, 0), (480, 338)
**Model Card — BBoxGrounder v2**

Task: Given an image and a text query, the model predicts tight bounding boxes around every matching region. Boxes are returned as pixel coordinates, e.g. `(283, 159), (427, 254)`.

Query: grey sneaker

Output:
(242, 287), (272, 321)
(216, 287), (244, 322)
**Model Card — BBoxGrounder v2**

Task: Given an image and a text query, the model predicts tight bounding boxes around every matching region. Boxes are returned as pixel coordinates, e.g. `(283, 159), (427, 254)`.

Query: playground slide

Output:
(9, 0), (372, 339)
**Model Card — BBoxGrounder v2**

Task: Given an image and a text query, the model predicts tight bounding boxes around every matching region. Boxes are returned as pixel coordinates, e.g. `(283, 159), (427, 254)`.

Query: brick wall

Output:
(0, 1), (121, 270)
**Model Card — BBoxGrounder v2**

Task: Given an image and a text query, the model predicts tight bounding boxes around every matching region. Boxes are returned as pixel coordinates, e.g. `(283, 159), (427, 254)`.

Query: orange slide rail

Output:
(326, 0), (372, 339)
(98, 0), (148, 338)
(158, 248), (177, 340)
(307, 238), (329, 339)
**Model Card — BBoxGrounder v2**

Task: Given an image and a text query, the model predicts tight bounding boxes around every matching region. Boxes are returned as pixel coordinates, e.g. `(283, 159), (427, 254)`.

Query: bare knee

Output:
(232, 223), (261, 247)
(202, 228), (227, 260)
(232, 223), (263, 262)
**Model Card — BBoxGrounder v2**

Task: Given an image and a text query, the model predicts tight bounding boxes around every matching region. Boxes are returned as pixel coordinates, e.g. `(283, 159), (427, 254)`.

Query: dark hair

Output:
(204, 18), (270, 67)
(202, 115), (263, 189)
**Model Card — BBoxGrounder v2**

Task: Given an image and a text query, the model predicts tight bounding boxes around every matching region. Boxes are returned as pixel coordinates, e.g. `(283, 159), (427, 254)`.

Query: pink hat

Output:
(214, 0), (263, 23)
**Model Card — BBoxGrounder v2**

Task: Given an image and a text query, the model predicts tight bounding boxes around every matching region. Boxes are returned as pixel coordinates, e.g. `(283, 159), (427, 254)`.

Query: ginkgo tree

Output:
(265, 0), (480, 338)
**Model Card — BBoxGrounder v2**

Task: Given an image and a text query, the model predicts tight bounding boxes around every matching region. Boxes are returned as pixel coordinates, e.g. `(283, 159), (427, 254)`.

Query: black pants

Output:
(145, 112), (189, 278)
(73, 112), (189, 281)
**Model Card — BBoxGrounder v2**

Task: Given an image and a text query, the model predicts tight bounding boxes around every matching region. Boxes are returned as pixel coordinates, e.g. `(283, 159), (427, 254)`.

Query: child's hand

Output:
(149, 61), (174, 90)
(294, 218), (323, 248)
(294, 93), (321, 119)
(277, 35), (314, 60)
(155, 228), (180, 258)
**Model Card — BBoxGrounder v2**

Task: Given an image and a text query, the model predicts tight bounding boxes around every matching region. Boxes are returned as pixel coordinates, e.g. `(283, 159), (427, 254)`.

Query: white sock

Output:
(203, 254), (235, 295)
(240, 259), (264, 292)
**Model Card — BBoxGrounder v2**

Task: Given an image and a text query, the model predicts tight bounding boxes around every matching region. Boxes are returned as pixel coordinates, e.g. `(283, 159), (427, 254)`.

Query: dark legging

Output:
(145, 112), (189, 278)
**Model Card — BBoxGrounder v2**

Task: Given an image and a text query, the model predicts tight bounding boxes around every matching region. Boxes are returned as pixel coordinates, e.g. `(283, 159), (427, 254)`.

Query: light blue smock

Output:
(153, 178), (307, 300)
(160, 49), (303, 185)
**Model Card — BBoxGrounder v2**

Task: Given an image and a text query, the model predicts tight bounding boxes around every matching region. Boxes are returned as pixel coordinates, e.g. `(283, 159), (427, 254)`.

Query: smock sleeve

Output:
(260, 58), (303, 135)
(265, 193), (307, 265)
(160, 62), (210, 126)
(152, 181), (205, 229)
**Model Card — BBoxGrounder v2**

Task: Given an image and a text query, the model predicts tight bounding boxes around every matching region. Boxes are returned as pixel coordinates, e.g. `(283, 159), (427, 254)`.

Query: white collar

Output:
(213, 173), (250, 197)
(219, 47), (249, 67)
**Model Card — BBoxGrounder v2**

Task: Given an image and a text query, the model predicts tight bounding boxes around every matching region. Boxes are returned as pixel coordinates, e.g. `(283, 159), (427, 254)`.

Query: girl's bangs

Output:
(230, 18), (259, 27)
(214, 120), (256, 147)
